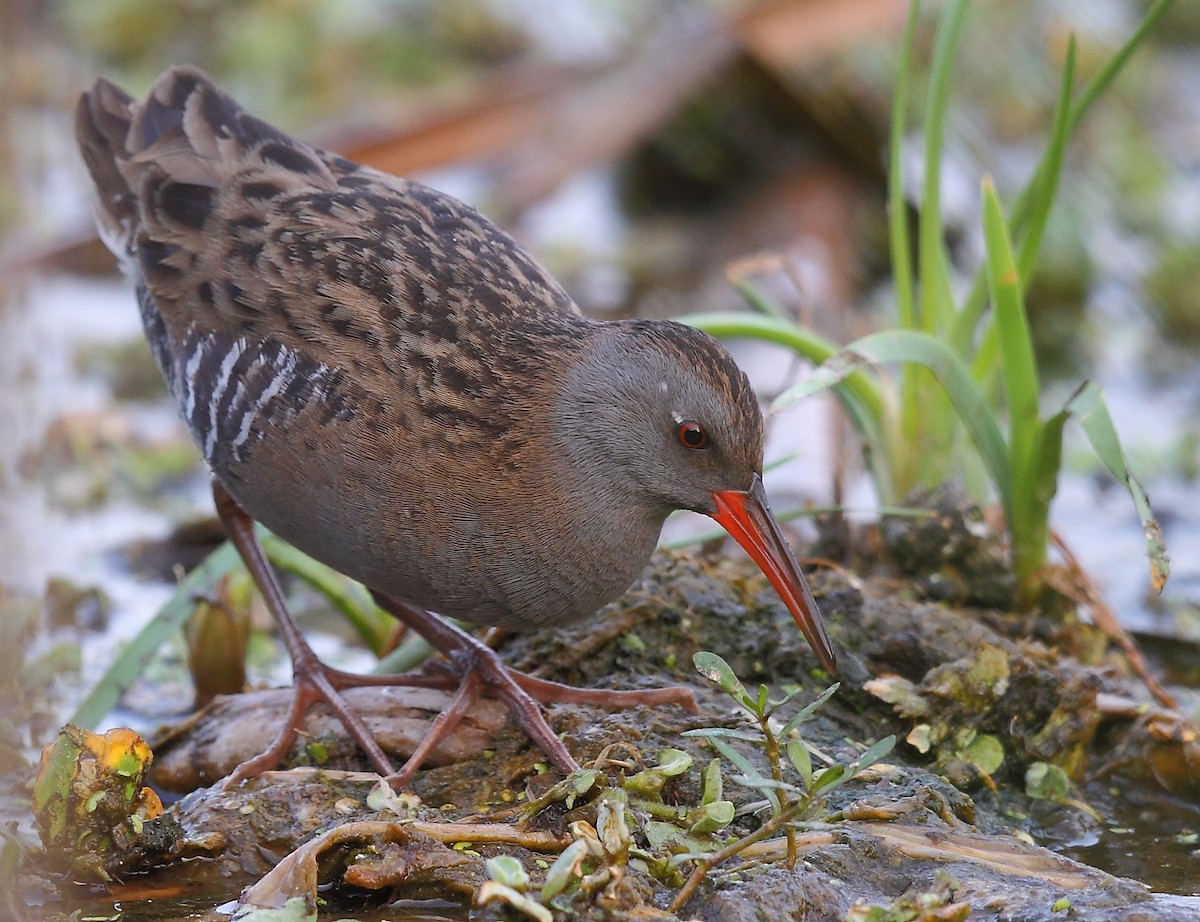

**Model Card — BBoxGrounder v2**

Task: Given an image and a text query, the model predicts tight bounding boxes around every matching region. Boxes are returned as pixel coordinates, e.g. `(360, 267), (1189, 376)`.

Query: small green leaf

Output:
(958, 733), (1005, 775)
(625, 750), (692, 797)
(486, 855), (529, 890)
(706, 737), (780, 813)
(727, 776), (804, 796)
(755, 684), (770, 716)
(541, 839), (590, 901)
(700, 759), (723, 806)
(693, 651), (754, 711)
(655, 749), (693, 777)
(1061, 381), (1169, 591)
(786, 739), (812, 787)
(808, 764), (847, 796)
(688, 800), (735, 835)
(1026, 762), (1070, 802)
(848, 736), (896, 778)
(780, 683), (840, 737)
(566, 769), (602, 809)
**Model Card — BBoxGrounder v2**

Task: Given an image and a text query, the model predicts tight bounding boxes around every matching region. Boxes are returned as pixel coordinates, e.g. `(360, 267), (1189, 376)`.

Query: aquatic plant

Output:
(682, 0), (1173, 606)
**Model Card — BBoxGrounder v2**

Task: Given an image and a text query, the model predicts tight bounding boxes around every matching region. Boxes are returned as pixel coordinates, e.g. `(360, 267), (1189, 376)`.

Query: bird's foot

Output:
(217, 656), (429, 789)
(211, 479), (697, 791)
(381, 641), (700, 790)
(372, 594), (699, 790)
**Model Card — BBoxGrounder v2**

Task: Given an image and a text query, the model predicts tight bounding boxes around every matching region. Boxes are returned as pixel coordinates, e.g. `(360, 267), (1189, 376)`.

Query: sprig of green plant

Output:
(680, 0), (1174, 606)
(68, 528), (396, 729)
(670, 652), (895, 912)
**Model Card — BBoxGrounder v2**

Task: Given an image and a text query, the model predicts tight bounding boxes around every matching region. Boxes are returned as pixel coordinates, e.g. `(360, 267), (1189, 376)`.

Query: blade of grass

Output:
(889, 0), (920, 333)
(982, 178), (1039, 437)
(954, 2), (1172, 354)
(1015, 37), (1076, 284)
(1016, 406), (1069, 599)
(891, 0), (923, 504)
(982, 177), (1045, 595)
(68, 541), (243, 728)
(917, 0), (967, 335)
(705, 736), (781, 813)
(779, 683), (840, 737)
(1067, 0), (1175, 134)
(1061, 382), (1169, 591)
(773, 329), (1012, 518)
(955, 37), (1078, 356)
(263, 537), (394, 655)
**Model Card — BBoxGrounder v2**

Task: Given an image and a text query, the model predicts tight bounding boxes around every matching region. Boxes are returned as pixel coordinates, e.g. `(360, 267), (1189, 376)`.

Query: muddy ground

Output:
(17, 500), (1200, 921)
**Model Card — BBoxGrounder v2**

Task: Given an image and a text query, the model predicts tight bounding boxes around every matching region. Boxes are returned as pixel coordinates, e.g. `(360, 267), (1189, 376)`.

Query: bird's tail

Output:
(76, 66), (338, 268)
(75, 77), (138, 262)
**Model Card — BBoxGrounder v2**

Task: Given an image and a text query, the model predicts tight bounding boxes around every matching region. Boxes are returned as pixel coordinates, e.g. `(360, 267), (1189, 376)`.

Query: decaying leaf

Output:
(33, 724), (177, 881)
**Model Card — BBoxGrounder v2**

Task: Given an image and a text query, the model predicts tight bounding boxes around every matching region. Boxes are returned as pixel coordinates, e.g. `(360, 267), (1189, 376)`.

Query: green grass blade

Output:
(981, 178), (1039, 454)
(780, 683), (840, 738)
(678, 310), (841, 366)
(1016, 37), (1076, 283)
(679, 308), (886, 432)
(952, 42), (1074, 356)
(981, 179), (1039, 419)
(982, 176), (1045, 592)
(890, 1), (923, 504)
(1012, 407), (1069, 599)
(1067, 0), (1174, 135)
(68, 541), (244, 728)
(774, 329), (1012, 517)
(731, 278), (788, 319)
(1061, 382), (1170, 592)
(889, 0), (920, 332)
(917, 0), (968, 335)
(952, 2), (1169, 355)
(263, 538), (394, 655)
(704, 735), (781, 813)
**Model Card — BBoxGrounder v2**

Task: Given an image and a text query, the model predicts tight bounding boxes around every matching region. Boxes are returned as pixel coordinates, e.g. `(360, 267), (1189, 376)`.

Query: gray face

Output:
(554, 320), (765, 516)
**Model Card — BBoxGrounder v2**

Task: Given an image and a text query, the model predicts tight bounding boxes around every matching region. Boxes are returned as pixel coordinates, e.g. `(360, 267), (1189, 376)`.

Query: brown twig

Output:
(1050, 531), (1176, 709)
(668, 798), (813, 913)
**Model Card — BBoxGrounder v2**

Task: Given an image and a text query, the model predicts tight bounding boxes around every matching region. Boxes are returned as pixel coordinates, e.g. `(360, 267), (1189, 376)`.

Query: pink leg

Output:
(212, 480), (697, 790)
(371, 593), (698, 789)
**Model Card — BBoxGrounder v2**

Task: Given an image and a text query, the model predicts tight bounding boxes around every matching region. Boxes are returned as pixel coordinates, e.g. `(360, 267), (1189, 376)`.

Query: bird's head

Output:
(554, 320), (836, 672)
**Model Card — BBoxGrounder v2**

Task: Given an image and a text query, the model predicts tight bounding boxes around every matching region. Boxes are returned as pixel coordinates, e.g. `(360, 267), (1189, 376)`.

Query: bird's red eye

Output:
(677, 421), (708, 449)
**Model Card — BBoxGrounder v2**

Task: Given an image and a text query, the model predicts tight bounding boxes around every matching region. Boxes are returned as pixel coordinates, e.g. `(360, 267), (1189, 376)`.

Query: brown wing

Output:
(79, 66), (581, 373)
(76, 67), (590, 464)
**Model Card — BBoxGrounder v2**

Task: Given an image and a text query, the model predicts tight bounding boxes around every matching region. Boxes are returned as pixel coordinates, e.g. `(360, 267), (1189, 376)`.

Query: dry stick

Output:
(1050, 531), (1177, 709)
(755, 711), (798, 868)
(668, 798), (814, 913)
(410, 821), (569, 851)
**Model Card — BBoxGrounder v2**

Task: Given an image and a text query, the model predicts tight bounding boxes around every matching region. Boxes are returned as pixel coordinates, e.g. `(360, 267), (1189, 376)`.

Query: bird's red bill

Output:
(710, 474), (837, 673)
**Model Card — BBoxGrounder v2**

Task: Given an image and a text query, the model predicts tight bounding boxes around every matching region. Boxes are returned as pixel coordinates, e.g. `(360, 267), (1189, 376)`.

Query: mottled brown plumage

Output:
(76, 67), (834, 789)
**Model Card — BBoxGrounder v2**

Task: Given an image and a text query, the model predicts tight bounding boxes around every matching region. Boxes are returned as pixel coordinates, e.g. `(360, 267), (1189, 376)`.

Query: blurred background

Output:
(1, 0), (1198, 775)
